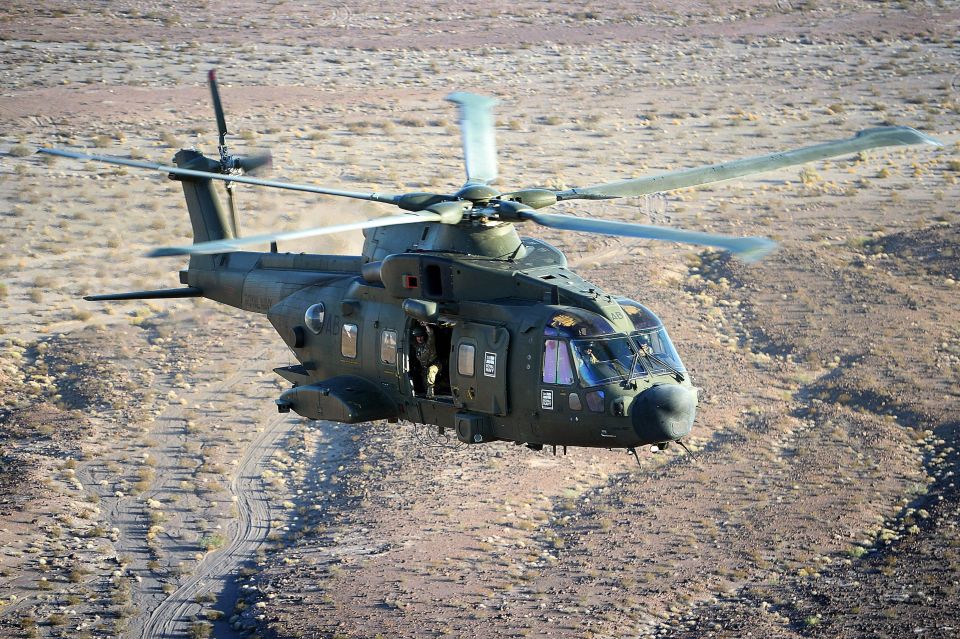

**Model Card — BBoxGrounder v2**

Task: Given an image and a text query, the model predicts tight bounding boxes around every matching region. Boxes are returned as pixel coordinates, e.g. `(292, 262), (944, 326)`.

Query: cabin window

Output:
(341, 323), (358, 359)
(380, 330), (397, 365)
(542, 339), (574, 385)
(304, 303), (325, 334)
(568, 393), (582, 411)
(457, 343), (475, 377)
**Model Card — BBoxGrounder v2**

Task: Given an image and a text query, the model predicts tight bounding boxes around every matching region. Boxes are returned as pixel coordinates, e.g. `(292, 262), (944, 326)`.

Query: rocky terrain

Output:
(1, 1), (958, 638)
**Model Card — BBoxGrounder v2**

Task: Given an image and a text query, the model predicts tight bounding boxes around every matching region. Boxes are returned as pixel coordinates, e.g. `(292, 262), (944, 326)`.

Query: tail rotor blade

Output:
(235, 151), (272, 174)
(225, 182), (241, 237)
(208, 69), (228, 147)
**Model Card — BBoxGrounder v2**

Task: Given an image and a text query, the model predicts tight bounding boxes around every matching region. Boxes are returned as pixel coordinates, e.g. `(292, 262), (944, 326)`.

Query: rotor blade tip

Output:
(857, 126), (944, 148)
(146, 247), (187, 258)
(734, 238), (778, 263)
(445, 92), (498, 107)
(898, 126), (944, 147)
(921, 132), (945, 147)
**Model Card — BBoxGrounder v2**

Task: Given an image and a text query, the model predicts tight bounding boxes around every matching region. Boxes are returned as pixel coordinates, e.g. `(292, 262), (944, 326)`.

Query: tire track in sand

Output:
(70, 333), (298, 639)
(141, 409), (294, 637)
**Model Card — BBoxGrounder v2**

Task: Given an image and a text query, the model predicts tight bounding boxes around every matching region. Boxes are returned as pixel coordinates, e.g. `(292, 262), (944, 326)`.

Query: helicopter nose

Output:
(632, 384), (697, 444)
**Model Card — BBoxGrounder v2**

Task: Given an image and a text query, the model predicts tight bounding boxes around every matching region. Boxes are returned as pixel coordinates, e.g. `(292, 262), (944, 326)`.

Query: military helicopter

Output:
(40, 71), (940, 460)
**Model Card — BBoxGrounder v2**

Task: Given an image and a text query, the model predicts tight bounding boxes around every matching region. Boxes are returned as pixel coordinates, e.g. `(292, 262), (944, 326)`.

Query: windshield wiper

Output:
(644, 350), (685, 382)
(626, 337), (684, 383)
(609, 358), (630, 379)
(626, 346), (645, 384)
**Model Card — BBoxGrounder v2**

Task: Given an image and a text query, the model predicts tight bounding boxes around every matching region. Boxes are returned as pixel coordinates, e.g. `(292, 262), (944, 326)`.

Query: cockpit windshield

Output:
(631, 327), (686, 374)
(545, 303), (685, 387)
(566, 301), (686, 386)
(571, 336), (636, 387)
(618, 298), (686, 374)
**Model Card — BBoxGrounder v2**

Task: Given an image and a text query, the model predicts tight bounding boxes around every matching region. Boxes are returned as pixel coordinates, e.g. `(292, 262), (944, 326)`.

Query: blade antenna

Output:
(676, 439), (702, 468)
(446, 92), (498, 185)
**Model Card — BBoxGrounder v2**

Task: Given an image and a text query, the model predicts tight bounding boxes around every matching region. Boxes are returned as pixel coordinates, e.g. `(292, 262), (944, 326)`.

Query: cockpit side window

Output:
(542, 339), (574, 385)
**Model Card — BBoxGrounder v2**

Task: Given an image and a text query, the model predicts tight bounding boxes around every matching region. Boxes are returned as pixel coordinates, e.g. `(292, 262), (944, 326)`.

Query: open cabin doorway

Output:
(406, 318), (453, 400)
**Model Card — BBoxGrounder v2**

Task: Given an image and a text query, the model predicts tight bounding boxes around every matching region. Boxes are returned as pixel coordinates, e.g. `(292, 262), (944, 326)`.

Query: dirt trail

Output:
(139, 411), (292, 638)
(126, 338), (293, 638)
(48, 321), (304, 638)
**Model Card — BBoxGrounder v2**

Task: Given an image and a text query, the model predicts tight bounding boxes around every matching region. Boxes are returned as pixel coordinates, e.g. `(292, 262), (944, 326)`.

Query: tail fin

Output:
(172, 149), (235, 243)
(169, 149), (246, 309)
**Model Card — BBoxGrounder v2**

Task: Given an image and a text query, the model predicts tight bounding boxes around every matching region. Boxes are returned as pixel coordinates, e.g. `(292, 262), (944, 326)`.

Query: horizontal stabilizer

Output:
(84, 287), (203, 301)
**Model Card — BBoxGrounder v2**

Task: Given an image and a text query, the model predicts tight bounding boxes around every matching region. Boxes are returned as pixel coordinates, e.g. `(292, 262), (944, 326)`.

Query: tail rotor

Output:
(207, 69), (272, 236)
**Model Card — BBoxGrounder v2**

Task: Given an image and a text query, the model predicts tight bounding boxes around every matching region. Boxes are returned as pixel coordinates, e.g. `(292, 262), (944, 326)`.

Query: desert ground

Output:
(1, 1), (958, 638)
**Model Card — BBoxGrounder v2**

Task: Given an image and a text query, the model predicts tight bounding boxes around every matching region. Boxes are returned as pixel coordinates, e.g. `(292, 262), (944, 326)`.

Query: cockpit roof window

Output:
(617, 298), (664, 332)
(544, 309), (616, 339)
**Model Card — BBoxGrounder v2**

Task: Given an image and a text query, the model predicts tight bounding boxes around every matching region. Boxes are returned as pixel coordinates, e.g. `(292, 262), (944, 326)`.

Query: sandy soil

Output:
(1, 1), (958, 638)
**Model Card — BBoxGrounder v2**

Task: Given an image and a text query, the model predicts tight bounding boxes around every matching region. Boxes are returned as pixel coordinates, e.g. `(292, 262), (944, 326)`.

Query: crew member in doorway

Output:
(413, 323), (440, 398)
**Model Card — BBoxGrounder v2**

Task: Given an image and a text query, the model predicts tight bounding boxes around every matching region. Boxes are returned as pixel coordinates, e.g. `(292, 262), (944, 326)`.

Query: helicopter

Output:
(39, 71), (941, 460)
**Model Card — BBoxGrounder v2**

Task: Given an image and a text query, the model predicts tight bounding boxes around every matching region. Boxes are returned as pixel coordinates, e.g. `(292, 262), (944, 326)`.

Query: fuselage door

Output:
(450, 322), (509, 416)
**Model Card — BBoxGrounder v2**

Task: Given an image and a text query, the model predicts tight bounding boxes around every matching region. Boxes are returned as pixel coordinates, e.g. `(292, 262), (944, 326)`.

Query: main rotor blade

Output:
(37, 147), (401, 205)
(209, 69), (228, 147)
(446, 92), (498, 185)
(519, 211), (776, 262)
(557, 126), (943, 201)
(148, 212), (447, 257)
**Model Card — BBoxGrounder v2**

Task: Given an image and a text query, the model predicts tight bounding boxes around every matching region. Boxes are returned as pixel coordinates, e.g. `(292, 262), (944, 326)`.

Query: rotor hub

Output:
(455, 183), (500, 204)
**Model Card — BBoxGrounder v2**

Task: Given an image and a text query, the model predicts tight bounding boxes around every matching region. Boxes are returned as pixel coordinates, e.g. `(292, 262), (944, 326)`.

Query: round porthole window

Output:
(304, 303), (325, 334)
